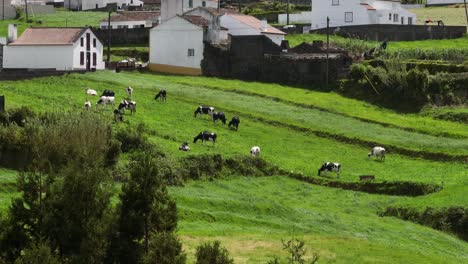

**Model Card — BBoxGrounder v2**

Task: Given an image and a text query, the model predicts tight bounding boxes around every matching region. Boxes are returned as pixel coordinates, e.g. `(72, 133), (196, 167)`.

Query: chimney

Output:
(7, 24), (17, 43)
(260, 19), (268, 31)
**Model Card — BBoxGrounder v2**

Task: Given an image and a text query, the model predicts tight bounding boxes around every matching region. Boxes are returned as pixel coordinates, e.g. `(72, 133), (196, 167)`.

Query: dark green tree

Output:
(143, 232), (186, 264)
(195, 240), (234, 264)
(14, 241), (61, 264)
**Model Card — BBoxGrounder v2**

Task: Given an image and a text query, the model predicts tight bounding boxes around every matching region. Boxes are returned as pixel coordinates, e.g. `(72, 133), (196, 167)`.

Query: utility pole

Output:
(25, 0), (29, 23)
(107, 10), (111, 62)
(238, 0), (241, 13)
(326, 16), (330, 90)
(464, 0), (468, 32)
(2, 0), (5, 20)
(286, 0), (290, 25)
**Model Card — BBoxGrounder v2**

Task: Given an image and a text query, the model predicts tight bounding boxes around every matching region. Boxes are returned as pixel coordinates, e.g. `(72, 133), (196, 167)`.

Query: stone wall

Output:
(310, 24), (466, 41)
(93, 27), (149, 45)
(0, 69), (87, 81)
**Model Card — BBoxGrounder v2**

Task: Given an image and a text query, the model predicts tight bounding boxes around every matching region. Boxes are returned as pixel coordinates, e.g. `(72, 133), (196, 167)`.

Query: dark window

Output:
(393, 14), (399, 22)
(332, 0), (339, 5)
(188, 49), (195, 57)
(93, 53), (97, 66)
(408, 17), (413, 25)
(86, 33), (90, 50)
(401, 17), (404, 25)
(80, 52), (84, 65)
(80, 37), (83, 47)
(93, 38), (96, 48)
(345, 12), (353, 23)
(202, 1), (206, 7)
(389, 13), (392, 20)
(189, 0), (193, 8)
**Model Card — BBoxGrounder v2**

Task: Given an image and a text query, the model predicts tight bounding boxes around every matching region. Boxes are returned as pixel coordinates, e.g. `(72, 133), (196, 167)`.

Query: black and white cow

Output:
(118, 100), (136, 114)
(101, 90), (115, 97)
(368, 146), (386, 161)
(125, 86), (133, 97)
(193, 131), (217, 145)
(318, 162), (341, 178)
(250, 146), (260, 157)
(96, 96), (115, 108)
(212, 112), (226, 124)
(179, 142), (190, 151)
(194, 106), (214, 118)
(154, 89), (167, 102)
(228, 116), (240, 130)
(84, 100), (91, 110)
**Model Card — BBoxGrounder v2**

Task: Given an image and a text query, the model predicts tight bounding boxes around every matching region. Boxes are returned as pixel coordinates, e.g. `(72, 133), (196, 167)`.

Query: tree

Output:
(195, 241), (234, 264)
(14, 241), (61, 264)
(113, 152), (178, 263)
(143, 232), (186, 264)
(268, 237), (319, 264)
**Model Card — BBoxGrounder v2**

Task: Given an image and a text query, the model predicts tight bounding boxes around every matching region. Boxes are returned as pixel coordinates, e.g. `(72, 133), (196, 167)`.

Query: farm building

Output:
(99, 11), (160, 29)
(64, 0), (143, 11)
(150, 2), (285, 75)
(310, 0), (417, 29)
(3, 26), (105, 71)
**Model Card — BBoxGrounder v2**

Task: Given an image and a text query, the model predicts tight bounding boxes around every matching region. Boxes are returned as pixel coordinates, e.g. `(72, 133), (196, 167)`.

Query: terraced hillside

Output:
(0, 71), (466, 263)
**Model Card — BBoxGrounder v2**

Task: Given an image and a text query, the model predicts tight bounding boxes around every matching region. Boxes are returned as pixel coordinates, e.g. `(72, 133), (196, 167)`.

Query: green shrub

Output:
(143, 232), (186, 264)
(195, 241), (234, 264)
(115, 123), (149, 153)
(0, 107), (36, 127)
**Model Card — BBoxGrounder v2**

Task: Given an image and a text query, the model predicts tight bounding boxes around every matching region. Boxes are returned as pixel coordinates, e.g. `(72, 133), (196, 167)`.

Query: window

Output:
(189, 0), (193, 8)
(80, 37), (84, 47)
(345, 12), (353, 23)
(101, 25), (107, 29)
(86, 33), (90, 50)
(123, 25), (129, 29)
(188, 49), (195, 57)
(80, 52), (84, 65)
(401, 17), (404, 25)
(389, 13), (392, 21)
(393, 14), (399, 23)
(93, 38), (96, 48)
(93, 53), (97, 66)
(332, 0), (339, 5)
(133, 25), (140, 28)
(117, 25), (123, 29)
(202, 1), (206, 7)
(408, 17), (413, 25)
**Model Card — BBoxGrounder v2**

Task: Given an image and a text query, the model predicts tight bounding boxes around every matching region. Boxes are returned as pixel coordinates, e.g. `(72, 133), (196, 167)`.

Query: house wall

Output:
(183, 0), (217, 12)
(149, 16), (204, 75)
(427, 0), (464, 5)
(3, 45), (74, 70)
(100, 20), (152, 28)
(0, 5), (17, 20)
(161, 0), (183, 22)
(278, 11), (311, 25)
(65, 0), (143, 11)
(72, 29), (105, 70)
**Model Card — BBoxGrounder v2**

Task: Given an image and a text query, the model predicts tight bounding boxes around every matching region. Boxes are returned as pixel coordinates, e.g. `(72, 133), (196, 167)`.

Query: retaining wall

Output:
(93, 27), (149, 45)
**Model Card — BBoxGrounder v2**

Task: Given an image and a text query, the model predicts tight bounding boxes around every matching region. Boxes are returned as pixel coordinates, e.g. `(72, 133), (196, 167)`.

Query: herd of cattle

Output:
(83, 87), (387, 178)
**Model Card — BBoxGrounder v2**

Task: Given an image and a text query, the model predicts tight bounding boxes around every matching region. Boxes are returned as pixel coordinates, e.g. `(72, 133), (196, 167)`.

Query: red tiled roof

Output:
(360, 3), (376, 10)
(227, 14), (286, 35)
(9, 27), (86, 46)
(182, 15), (209, 28)
(101, 11), (160, 22)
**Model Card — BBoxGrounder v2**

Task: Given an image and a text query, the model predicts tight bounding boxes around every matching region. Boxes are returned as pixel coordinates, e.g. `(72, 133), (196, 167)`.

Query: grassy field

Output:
(0, 71), (466, 263)
(410, 6), (468, 26)
(0, 10), (109, 37)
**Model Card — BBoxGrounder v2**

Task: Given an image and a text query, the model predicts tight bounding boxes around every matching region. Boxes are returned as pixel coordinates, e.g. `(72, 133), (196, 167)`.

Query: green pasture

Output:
(410, 6), (468, 26)
(0, 71), (466, 263)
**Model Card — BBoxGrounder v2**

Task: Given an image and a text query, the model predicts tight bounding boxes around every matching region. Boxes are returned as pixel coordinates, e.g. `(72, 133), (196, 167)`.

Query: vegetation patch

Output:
(288, 173), (442, 197)
(380, 206), (468, 242)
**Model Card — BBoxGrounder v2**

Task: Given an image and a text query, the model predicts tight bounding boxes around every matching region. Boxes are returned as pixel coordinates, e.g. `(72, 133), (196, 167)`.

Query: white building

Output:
(310, 0), (417, 30)
(183, 0), (218, 12)
(426, 0), (464, 5)
(160, 0), (217, 22)
(65, 0), (143, 11)
(3, 26), (105, 71)
(100, 11), (160, 29)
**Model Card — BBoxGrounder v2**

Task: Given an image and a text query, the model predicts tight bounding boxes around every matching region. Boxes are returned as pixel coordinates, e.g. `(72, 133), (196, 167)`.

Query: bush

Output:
(115, 123), (150, 153)
(380, 206), (468, 242)
(13, 242), (61, 264)
(195, 241), (234, 264)
(0, 107), (36, 127)
(143, 232), (186, 264)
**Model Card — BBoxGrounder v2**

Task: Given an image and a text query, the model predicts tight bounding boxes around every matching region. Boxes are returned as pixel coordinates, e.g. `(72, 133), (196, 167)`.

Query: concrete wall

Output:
(25, 4), (55, 15)
(160, 0), (182, 22)
(310, 24), (466, 41)
(3, 45), (74, 70)
(149, 16), (204, 74)
(0, 5), (17, 20)
(93, 27), (149, 45)
(278, 11), (311, 25)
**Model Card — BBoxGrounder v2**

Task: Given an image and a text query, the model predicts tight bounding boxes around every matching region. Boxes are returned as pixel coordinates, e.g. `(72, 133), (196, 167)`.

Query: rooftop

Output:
(227, 14), (286, 35)
(182, 15), (209, 28)
(8, 27), (87, 46)
(101, 11), (160, 22)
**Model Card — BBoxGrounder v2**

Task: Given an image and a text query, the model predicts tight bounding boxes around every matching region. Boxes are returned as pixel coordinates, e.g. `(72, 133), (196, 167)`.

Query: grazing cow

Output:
(318, 162), (341, 178)
(114, 109), (124, 122)
(228, 116), (240, 130)
(118, 100), (137, 114)
(194, 106), (214, 118)
(85, 88), (97, 96)
(96, 96), (115, 108)
(212, 112), (226, 124)
(179, 142), (190, 151)
(193, 131), (217, 145)
(84, 100), (91, 110)
(368, 146), (386, 161)
(125, 86), (133, 97)
(154, 89), (167, 102)
(250, 146), (260, 157)
(101, 90), (115, 97)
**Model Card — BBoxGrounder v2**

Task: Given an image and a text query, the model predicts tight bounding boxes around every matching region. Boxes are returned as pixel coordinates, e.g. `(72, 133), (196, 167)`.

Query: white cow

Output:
(125, 86), (133, 97)
(85, 88), (97, 96)
(84, 100), (91, 110)
(250, 146), (261, 157)
(368, 146), (386, 161)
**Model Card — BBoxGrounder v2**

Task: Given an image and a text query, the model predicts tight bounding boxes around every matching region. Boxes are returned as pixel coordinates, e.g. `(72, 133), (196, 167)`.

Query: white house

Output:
(310, 0), (417, 29)
(65, 0), (144, 11)
(160, 0), (217, 22)
(183, 0), (218, 12)
(100, 11), (160, 29)
(149, 15), (208, 75)
(3, 26), (105, 71)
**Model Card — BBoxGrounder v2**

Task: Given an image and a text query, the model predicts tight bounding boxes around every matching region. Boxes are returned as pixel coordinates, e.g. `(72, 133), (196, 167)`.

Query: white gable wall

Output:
(183, 0), (218, 12)
(150, 16), (204, 73)
(72, 29), (105, 70)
